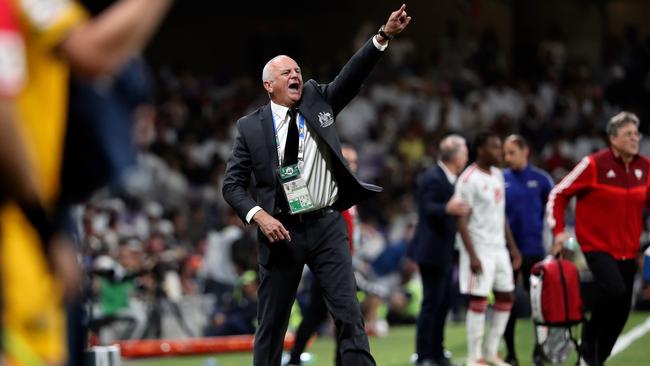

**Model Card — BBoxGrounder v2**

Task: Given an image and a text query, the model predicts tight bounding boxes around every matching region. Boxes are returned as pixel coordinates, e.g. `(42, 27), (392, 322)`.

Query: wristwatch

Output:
(378, 25), (393, 41)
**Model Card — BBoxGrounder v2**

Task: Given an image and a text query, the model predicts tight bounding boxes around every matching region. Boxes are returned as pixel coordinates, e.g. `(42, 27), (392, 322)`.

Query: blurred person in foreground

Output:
(407, 134), (469, 366)
(200, 208), (244, 306)
(547, 111), (648, 366)
(222, 5), (411, 366)
(501, 134), (554, 366)
(0, 0), (173, 364)
(455, 132), (521, 366)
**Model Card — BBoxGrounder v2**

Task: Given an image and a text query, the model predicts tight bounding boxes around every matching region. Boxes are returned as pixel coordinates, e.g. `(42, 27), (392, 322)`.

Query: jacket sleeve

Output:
(222, 120), (259, 223)
(539, 170), (555, 220)
(546, 156), (594, 236)
(419, 172), (448, 219)
(539, 172), (553, 205)
(320, 38), (383, 116)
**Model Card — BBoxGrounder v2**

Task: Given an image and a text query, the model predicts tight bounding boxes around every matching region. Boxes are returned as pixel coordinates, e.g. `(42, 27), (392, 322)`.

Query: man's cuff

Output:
(372, 35), (388, 51)
(246, 206), (263, 224)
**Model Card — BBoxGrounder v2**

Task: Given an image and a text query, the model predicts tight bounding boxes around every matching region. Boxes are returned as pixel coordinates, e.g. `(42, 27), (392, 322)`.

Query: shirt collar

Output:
(608, 147), (639, 165)
(270, 100), (291, 122)
(512, 164), (530, 174)
(437, 161), (457, 184)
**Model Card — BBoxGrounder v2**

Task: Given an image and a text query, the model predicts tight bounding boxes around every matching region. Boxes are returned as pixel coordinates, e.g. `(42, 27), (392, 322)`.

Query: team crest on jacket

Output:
(635, 169), (643, 180)
(318, 111), (334, 127)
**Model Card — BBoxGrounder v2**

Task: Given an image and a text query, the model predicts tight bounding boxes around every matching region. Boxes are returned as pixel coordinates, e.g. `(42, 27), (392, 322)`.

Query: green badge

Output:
(277, 164), (315, 214)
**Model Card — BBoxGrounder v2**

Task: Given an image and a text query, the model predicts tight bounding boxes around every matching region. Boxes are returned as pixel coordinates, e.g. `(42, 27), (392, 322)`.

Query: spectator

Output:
(204, 271), (258, 337)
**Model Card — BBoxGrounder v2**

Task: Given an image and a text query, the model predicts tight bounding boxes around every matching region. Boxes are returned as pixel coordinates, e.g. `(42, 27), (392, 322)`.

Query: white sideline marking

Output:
(610, 316), (650, 357)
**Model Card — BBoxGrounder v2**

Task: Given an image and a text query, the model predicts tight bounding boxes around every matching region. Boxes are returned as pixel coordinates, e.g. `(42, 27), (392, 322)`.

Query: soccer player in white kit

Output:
(455, 132), (522, 366)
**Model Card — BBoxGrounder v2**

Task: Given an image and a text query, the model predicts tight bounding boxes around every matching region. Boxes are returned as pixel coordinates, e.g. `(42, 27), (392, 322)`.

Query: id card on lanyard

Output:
(278, 164), (315, 213)
(273, 111), (315, 214)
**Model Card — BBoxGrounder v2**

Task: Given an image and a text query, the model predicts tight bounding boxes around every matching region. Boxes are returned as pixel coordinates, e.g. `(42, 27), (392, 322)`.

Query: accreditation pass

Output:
(278, 164), (315, 214)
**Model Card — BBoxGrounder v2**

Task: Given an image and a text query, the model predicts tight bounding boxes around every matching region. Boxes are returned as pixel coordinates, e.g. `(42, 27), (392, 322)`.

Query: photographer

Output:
(204, 271), (259, 337)
(90, 239), (147, 343)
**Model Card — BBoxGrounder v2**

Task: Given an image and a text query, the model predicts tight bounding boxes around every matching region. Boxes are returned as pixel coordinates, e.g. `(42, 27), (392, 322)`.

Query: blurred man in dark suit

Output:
(408, 134), (469, 366)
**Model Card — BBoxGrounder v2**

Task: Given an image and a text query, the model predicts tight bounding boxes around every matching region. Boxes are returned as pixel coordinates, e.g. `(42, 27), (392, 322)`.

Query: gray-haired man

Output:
(548, 111), (647, 366)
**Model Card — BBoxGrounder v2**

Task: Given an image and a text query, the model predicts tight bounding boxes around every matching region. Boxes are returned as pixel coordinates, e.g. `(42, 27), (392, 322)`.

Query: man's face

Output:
(263, 56), (303, 107)
(610, 122), (640, 157)
(482, 136), (503, 166)
(503, 140), (528, 170)
(451, 144), (469, 173)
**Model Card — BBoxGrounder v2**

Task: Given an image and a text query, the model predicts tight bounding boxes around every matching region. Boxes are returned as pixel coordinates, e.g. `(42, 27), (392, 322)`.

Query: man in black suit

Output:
(408, 135), (470, 366)
(222, 5), (411, 366)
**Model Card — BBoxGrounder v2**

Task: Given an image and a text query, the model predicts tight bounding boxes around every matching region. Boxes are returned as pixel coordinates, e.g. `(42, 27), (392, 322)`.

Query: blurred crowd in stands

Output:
(83, 23), (650, 343)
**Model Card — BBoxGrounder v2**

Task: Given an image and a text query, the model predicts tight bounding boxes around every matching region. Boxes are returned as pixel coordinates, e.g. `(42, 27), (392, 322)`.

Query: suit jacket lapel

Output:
(436, 164), (455, 196)
(260, 104), (279, 169)
(298, 103), (345, 164)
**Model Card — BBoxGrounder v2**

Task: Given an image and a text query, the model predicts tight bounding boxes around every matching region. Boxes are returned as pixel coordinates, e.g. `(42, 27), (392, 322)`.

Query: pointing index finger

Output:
(392, 4), (406, 19)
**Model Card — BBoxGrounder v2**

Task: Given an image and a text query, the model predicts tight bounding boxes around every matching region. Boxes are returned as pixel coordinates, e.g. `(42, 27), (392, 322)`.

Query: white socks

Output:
(467, 298), (513, 361)
(485, 301), (513, 359)
(467, 298), (488, 361)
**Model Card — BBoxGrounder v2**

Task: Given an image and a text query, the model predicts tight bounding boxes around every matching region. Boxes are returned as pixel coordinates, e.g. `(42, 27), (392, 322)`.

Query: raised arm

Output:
(57, 0), (173, 77)
(374, 4), (413, 46)
(324, 4), (412, 114)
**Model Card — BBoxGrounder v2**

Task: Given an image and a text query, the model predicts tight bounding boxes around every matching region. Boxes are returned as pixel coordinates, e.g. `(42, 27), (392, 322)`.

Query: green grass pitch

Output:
(124, 311), (650, 366)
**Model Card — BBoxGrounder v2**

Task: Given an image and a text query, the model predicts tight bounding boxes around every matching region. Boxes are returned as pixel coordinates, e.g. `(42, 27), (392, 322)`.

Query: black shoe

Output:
(415, 360), (436, 366)
(415, 357), (455, 366)
(578, 341), (597, 366)
(434, 355), (456, 366)
(505, 355), (519, 366)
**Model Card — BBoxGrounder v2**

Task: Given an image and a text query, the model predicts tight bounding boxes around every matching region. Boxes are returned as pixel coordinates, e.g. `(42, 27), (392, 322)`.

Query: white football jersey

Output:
(455, 163), (506, 249)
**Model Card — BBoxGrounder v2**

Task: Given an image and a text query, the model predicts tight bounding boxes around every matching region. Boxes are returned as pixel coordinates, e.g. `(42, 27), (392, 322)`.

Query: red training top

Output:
(547, 148), (650, 260)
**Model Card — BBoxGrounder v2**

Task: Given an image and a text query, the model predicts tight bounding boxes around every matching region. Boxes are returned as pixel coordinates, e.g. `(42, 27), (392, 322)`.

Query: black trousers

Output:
(581, 251), (637, 366)
(504, 254), (544, 359)
(253, 210), (374, 366)
(415, 263), (453, 362)
(288, 277), (332, 365)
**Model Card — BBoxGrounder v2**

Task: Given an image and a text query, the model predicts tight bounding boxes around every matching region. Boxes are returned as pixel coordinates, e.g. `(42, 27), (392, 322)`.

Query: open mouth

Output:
(288, 82), (300, 91)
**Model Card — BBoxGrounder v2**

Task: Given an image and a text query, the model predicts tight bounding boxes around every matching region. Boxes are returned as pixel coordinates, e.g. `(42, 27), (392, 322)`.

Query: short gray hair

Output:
(262, 60), (274, 83)
(262, 55), (288, 83)
(606, 111), (640, 137)
(439, 134), (466, 162)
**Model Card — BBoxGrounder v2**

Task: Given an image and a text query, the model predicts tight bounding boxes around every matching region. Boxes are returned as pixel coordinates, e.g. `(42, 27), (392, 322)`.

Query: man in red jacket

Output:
(547, 111), (648, 366)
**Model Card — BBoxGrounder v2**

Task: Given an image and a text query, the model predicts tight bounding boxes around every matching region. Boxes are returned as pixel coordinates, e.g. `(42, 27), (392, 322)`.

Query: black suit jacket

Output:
(222, 39), (383, 257)
(408, 164), (457, 268)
